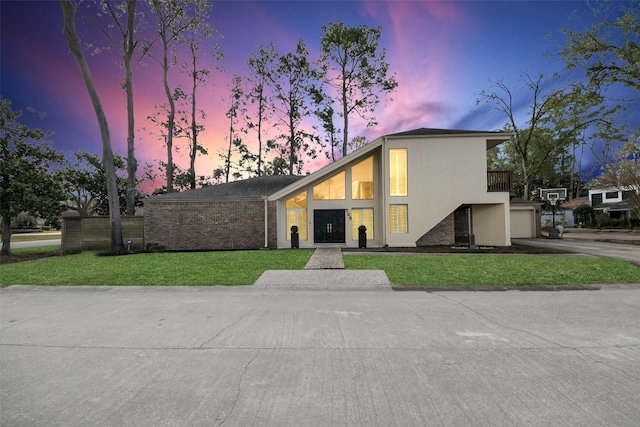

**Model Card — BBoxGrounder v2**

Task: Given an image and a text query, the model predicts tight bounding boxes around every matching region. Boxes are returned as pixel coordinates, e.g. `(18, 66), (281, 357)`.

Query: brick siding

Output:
(144, 199), (277, 251)
(415, 213), (455, 246)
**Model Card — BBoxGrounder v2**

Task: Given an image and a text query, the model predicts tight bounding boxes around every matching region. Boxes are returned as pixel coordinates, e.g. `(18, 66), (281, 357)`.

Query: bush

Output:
(573, 205), (595, 227)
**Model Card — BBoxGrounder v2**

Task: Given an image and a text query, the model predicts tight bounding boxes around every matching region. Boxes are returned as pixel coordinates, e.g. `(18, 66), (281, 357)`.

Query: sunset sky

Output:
(1, 0), (636, 186)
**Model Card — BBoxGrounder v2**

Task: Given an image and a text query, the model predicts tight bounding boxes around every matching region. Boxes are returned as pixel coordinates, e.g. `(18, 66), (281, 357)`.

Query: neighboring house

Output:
(589, 187), (637, 220)
(144, 128), (514, 250)
(540, 196), (589, 228)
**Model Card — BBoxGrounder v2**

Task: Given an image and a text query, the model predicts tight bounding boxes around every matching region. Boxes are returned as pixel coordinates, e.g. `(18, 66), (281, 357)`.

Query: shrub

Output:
(573, 205), (595, 227)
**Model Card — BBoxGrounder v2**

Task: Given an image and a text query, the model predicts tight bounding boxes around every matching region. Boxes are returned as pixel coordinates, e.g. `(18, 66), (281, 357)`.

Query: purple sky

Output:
(1, 0), (636, 182)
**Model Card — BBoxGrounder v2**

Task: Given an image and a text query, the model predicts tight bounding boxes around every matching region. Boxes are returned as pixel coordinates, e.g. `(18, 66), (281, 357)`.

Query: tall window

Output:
(389, 149), (407, 196)
(313, 171), (346, 200)
(352, 156), (374, 199)
(286, 191), (307, 240)
(352, 208), (374, 240)
(389, 205), (408, 233)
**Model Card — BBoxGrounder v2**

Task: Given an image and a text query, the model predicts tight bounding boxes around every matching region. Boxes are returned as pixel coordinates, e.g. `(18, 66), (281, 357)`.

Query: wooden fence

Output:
(62, 213), (144, 254)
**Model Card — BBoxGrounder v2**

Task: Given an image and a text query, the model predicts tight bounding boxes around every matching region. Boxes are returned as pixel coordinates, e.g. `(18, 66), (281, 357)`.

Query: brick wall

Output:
(415, 213), (455, 246)
(144, 199), (277, 251)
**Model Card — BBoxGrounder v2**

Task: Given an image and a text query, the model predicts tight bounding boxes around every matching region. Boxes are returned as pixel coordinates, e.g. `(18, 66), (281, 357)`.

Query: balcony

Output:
(487, 170), (514, 195)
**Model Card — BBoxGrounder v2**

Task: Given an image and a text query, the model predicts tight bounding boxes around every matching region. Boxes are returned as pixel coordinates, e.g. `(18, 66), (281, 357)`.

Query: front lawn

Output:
(0, 249), (313, 287)
(343, 254), (640, 286)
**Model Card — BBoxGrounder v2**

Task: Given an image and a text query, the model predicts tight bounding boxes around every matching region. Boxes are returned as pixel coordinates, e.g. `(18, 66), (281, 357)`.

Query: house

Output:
(589, 187), (637, 220)
(539, 196), (589, 229)
(144, 128), (514, 250)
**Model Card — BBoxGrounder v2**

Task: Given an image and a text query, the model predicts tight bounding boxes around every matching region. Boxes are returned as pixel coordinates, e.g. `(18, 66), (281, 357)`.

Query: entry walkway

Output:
(254, 247), (391, 290)
(304, 247), (345, 269)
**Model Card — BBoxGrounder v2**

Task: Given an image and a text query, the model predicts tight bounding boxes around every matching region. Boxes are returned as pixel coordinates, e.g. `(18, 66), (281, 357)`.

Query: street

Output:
(2, 285), (639, 426)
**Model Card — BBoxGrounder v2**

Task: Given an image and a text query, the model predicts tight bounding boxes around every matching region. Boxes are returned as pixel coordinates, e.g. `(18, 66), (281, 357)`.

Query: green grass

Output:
(344, 254), (640, 286)
(3, 250), (639, 288)
(9, 245), (61, 254)
(0, 249), (313, 287)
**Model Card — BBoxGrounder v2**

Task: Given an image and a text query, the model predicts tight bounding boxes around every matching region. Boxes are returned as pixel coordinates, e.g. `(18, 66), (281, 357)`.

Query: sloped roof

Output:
(561, 197), (589, 209)
(595, 200), (631, 211)
(147, 175), (304, 201)
(386, 128), (505, 137)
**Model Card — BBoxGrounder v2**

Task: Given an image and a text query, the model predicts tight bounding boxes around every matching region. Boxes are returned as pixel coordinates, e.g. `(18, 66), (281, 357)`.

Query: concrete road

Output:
(10, 239), (61, 249)
(2, 285), (639, 426)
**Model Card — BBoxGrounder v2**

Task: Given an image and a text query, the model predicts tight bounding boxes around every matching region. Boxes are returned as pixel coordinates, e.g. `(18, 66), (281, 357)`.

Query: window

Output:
(389, 149), (407, 196)
(605, 191), (618, 199)
(286, 191), (307, 240)
(313, 171), (346, 200)
(389, 205), (408, 233)
(351, 208), (374, 240)
(352, 156), (374, 199)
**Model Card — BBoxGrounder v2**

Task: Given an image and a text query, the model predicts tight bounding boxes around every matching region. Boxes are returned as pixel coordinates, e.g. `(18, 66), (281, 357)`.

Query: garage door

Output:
(511, 209), (535, 238)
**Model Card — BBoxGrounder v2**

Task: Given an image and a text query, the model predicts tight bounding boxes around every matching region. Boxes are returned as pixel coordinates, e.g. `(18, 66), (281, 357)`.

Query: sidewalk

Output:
(254, 247), (391, 290)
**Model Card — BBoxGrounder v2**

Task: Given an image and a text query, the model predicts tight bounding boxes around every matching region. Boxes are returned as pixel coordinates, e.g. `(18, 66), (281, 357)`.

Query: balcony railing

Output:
(487, 170), (513, 194)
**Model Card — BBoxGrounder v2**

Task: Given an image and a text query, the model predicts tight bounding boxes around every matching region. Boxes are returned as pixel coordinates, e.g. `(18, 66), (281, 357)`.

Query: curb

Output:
(391, 284), (602, 292)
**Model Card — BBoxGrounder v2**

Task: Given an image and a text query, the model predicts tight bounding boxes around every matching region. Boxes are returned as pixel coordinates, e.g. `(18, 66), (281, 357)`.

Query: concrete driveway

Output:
(513, 235), (640, 266)
(2, 285), (639, 426)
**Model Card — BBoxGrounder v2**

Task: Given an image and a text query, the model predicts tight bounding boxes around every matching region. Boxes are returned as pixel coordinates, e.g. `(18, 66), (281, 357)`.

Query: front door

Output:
(314, 209), (345, 243)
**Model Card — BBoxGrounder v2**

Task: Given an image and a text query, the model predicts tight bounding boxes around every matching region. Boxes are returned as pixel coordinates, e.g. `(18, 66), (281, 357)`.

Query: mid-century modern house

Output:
(144, 128), (515, 250)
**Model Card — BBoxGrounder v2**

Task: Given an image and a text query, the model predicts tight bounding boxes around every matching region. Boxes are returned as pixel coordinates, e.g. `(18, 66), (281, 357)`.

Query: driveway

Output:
(513, 233), (640, 266)
(2, 285), (639, 426)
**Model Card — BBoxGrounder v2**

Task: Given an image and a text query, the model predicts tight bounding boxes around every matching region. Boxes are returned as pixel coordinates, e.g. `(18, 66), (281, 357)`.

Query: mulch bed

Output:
(348, 244), (571, 255)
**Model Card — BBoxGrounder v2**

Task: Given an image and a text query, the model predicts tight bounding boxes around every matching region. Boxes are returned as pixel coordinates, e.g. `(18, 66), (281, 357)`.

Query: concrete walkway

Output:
(254, 247), (391, 290)
(304, 247), (345, 269)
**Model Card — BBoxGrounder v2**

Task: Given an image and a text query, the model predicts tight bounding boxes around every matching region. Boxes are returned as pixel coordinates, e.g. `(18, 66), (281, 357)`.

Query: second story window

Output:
(352, 156), (374, 199)
(389, 148), (407, 196)
(605, 191), (618, 199)
(313, 171), (346, 200)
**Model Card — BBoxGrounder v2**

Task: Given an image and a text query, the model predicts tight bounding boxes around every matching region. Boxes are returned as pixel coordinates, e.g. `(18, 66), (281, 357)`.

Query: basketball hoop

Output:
(540, 190), (564, 239)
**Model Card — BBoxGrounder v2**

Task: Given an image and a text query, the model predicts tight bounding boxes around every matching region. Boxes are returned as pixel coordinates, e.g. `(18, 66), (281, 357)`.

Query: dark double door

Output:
(314, 209), (345, 243)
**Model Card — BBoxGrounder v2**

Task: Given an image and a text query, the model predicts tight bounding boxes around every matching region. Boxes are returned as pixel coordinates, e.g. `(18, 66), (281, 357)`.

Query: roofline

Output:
(145, 196), (268, 204)
(383, 129), (514, 150)
(268, 138), (384, 201)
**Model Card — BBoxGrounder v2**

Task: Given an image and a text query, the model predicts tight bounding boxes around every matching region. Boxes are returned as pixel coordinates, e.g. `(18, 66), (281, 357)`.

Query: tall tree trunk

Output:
(1, 213), (11, 255)
(288, 114), (295, 175)
(125, 60), (137, 213)
(124, 0), (137, 215)
(61, 0), (124, 253)
(189, 50), (197, 189)
(226, 112), (232, 183)
(161, 35), (175, 193)
(341, 72), (348, 158)
(257, 88), (263, 177)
